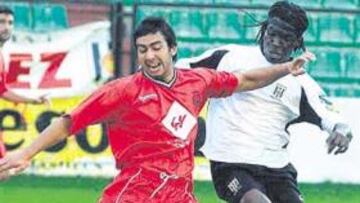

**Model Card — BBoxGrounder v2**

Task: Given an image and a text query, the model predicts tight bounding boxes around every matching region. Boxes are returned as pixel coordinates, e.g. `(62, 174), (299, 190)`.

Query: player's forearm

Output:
(2, 90), (38, 104)
(234, 62), (291, 92)
(22, 117), (70, 160)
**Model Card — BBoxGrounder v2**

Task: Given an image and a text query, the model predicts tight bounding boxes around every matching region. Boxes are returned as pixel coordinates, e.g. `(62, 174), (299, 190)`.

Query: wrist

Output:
(283, 62), (292, 74)
(22, 147), (36, 161)
(321, 118), (336, 134)
(334, 123), (351, 137)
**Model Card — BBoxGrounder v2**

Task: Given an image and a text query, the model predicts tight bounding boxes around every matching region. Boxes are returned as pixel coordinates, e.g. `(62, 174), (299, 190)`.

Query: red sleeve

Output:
(67, 79), (127, 135)
(0, 71), (7, 95)
(0, 54), (8, 95)
(195, 68), (238, 98)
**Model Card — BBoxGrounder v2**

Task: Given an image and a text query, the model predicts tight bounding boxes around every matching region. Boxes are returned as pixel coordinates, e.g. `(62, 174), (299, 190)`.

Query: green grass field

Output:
(1, 175), (360, 203)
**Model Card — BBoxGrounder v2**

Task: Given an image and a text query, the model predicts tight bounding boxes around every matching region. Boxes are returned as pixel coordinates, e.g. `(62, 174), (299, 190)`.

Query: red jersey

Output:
(0, 51), (8, 95)
(0, 51), (7, 158)
(68, 68), (237, 202)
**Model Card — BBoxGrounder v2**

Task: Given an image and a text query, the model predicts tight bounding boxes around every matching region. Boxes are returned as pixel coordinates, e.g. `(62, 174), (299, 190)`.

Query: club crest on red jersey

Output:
(162, 101), (197, 140)
(192, 91), (202, 107)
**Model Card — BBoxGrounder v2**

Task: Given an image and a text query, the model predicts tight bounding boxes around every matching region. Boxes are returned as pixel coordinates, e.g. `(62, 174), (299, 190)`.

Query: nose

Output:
(271, 37), (283, 47)
(145, 49), (155, 60)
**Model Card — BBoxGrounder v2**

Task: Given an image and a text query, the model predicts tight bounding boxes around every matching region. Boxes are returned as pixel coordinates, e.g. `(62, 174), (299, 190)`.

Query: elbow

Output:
(236, 75), (259, 92)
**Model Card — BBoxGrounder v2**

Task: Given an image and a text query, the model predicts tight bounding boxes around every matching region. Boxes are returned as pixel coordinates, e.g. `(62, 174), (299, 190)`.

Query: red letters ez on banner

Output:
(6, 52), (71, 89)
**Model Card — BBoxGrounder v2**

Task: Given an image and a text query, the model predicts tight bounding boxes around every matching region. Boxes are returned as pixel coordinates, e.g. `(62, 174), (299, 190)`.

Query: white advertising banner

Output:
(2, 21), (113, 98)
(0, 21), (116, 177)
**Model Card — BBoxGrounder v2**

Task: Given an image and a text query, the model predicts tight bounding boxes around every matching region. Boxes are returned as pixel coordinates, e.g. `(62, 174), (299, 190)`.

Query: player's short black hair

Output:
(133, 17), (177, 61)
(0, 5), (14, 15)
(257, 0), (309, 52)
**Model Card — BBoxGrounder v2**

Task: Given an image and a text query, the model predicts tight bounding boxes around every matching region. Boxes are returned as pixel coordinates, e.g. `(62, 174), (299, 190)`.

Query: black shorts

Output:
(210, 161), (304, 203)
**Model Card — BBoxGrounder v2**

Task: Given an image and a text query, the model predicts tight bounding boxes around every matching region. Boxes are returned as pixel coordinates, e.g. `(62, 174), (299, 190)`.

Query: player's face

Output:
(136, 31), (177, 82)
(262, 18), (299, 63)
(0, 13), (14, 43)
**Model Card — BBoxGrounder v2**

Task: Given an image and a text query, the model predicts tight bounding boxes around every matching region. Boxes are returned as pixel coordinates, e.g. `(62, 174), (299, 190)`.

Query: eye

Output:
(152, 44), (162, 51)
(138, 47), (147, 54)
(266, 30), (276, 38)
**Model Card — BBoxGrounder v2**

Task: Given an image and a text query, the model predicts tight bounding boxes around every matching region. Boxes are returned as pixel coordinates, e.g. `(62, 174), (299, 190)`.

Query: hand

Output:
(0, 150), (30, 181)
(326, 124), (353, 155)
(289, 51), (316, 76)
(32, 94), (50, 106)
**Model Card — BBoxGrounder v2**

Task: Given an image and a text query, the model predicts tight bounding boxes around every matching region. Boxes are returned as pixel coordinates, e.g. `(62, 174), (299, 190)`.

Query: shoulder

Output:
(178, 68), (233, 83)
(103, 74), (135, 89)
(98, 73), (142, 98)
(178, 67), (216, 77)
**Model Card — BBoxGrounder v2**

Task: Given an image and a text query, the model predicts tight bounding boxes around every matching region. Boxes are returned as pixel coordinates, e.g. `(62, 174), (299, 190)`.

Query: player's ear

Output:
(294, 37), (302, 49)
(170, 46), (177, 57)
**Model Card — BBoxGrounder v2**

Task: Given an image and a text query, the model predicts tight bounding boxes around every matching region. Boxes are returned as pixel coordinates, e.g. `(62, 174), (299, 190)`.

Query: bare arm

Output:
(2, 90), (48, 104)
(0, 117), (70, 179)
(234, 52), (314, 92)
(22, 117), (70, 160)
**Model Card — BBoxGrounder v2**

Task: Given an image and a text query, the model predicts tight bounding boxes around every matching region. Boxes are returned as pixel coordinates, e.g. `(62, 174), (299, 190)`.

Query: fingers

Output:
(327, 142), (336, 154)
(290, 51), (316, 76)
(301, 51), (316, 62)
(291, 68), (305, 76)
(42, 96), (52, 108)
(0, 167), (25, 181)
(32, 93), (51, 106)
(326, 132), (351, 155)
(0, 158), (13, 173)
(0, 158), (29, 181)
(334, 146), (348, 155)
(0, 159), (12, 181)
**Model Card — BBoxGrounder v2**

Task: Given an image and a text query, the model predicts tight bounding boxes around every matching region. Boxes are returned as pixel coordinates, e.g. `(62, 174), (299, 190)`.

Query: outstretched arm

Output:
(234, 52), (314, 92)
(287, 74), (352, 155)
(0, 117), (70, 180)
(2, 90), (48, 104)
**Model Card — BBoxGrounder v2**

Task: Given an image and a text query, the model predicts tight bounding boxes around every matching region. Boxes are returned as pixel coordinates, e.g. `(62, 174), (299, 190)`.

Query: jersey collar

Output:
(142, 68), (177, 88)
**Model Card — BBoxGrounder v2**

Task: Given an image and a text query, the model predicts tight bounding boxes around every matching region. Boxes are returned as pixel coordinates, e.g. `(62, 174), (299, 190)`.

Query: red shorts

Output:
(0, 133), (6, 158)
(98, 167), (197, 203)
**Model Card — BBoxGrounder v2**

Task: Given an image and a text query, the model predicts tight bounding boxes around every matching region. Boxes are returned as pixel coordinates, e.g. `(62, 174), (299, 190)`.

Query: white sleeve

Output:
(295, 74), (349, 134)
(175, 46), (230, 70)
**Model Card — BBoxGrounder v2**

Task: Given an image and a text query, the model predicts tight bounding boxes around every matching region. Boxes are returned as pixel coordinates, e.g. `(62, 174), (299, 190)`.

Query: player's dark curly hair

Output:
(133, 17), (177, 61)
(257, 1), (309, 52)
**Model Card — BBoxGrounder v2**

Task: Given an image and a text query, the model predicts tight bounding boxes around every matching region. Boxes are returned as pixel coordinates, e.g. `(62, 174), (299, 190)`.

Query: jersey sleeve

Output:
(195, 68), (238, 98)
(0, 72), (7, 95)
(0, 54), (8, 95)
(286, 74), (349, 134)
(67, 79), (127, 135)
(175, 47), (229, 70)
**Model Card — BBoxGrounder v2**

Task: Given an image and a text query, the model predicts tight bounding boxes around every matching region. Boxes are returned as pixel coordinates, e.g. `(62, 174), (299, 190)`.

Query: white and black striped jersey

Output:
(175, 44), (347, 168)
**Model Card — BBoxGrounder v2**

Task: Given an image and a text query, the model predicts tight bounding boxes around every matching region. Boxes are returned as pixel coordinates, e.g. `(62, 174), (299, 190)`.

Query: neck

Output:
(144, 68), (175, 84)
(162, 69), (175, 83)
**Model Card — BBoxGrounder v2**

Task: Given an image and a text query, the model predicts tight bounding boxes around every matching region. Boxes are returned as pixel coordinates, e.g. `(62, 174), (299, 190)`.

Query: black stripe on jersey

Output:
(283, 88), (322, 148)
(285, 87), (322, 134)
(190, 50), (229, 70)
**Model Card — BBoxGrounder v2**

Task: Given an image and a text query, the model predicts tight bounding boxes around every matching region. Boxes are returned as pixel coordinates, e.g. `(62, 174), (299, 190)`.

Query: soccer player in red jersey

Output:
(0, 6), (48, 159)
(0, 17), (313, 202)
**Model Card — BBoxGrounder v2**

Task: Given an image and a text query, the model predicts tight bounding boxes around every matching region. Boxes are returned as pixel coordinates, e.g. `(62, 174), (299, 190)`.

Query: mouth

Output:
(146, 63), (162, 74)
